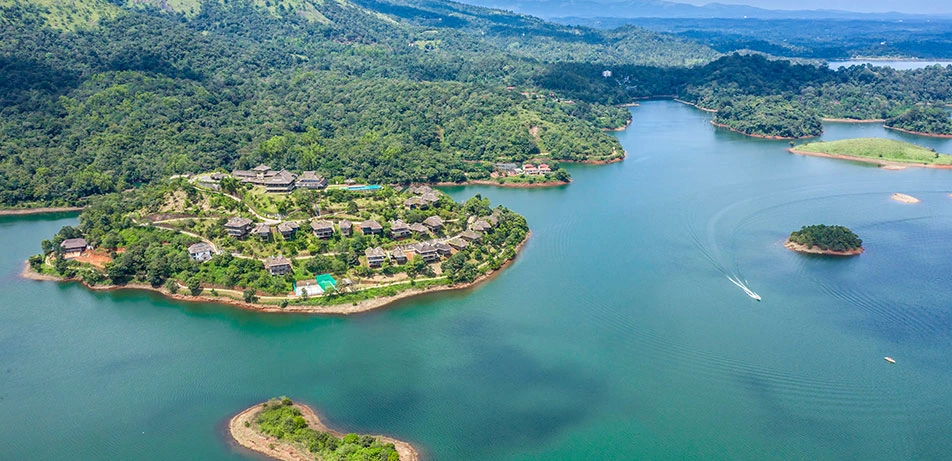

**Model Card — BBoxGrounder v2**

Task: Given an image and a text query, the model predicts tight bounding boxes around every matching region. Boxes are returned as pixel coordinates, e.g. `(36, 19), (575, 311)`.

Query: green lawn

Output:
(795, 138), (952, 165)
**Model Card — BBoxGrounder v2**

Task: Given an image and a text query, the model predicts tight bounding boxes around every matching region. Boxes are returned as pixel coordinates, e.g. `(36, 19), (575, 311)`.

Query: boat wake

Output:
(727, 275), (761, 301)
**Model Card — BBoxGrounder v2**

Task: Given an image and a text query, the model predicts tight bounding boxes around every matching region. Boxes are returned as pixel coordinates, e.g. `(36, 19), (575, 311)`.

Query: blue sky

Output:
(678, 0), (952, 14)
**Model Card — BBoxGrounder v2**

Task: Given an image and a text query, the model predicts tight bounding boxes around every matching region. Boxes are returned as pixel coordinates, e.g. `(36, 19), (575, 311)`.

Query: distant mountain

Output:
(456, 0), (950, 20)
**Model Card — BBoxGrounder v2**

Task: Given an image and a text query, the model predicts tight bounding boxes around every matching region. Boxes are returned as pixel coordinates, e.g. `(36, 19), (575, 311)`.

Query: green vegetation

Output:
(794, 138), (952, 165)
(33, 178), (529, 305)
(5, 0), (952, 203)
(788, 225), (863, 252)
(714, 96), (822, 139)
(885, 106), (952, 136)
(255, 397), (401, 460)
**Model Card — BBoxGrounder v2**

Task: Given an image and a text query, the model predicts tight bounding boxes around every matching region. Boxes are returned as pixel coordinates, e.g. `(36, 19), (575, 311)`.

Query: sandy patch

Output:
(891, 193), (920, 204)
(784, 240), (864, 256)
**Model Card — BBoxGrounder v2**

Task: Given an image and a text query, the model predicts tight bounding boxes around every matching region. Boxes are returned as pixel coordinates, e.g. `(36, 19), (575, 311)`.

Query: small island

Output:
(230, 397), (418, 461)
(789, 138), (952, 168)
(24, 168), (529, 314)
(785, 224), (864, 256)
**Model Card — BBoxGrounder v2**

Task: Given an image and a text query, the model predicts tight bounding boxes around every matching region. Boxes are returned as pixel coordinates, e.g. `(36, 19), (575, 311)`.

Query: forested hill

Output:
(5, 0), (713, 207)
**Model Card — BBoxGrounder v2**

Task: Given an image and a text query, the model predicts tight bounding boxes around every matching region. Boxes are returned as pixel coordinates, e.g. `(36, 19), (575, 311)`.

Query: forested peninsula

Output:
(26, 176), (530, 314)
(884, 106), (952, 137)
(5, 1), (952, 209)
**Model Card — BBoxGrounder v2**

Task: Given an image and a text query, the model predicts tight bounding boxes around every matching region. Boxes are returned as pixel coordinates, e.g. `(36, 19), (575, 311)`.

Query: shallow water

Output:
(2, 101), (951, 460)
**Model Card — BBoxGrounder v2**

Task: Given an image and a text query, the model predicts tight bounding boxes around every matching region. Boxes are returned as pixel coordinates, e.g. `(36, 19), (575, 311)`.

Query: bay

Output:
(2, 100), (951, 460)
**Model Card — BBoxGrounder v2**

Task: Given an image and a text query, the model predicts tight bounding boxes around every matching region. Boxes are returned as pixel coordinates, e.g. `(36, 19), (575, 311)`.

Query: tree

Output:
(165, 278), (180, 294)
(243, 288), (258, 303)
(187, 277), (203, 296)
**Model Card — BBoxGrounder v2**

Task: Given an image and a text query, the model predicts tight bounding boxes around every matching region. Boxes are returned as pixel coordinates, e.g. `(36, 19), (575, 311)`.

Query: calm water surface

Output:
(2, 101), (951, 460)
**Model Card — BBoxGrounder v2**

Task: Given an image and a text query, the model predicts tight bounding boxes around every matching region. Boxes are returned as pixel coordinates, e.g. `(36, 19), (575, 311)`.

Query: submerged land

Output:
(230, 398), (418, 461)
(790, 138), (952, 169)
(26, 171), (529, 314)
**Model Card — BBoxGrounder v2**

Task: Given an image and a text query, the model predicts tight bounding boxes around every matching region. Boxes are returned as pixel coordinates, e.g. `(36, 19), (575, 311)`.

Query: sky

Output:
(677, 0), (952, 14)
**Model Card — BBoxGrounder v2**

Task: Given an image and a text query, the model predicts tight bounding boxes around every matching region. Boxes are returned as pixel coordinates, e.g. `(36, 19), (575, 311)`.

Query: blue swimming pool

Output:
(344, 185), (382, 191)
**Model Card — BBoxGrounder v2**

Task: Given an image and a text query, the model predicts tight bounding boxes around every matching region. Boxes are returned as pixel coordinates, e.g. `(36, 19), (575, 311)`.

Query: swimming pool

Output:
(344, 185), (382, 191)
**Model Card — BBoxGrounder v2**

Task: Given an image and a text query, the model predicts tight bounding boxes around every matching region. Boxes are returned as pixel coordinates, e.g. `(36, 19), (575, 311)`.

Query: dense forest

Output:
(788, 225), (863, 252)
(0, 0), (640, 207)
(4, 0), (952, 207)
(884, 106), (952, 135)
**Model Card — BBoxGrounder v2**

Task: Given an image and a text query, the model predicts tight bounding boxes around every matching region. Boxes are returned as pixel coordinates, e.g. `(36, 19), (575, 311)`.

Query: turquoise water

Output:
(2, 101), (952, 460)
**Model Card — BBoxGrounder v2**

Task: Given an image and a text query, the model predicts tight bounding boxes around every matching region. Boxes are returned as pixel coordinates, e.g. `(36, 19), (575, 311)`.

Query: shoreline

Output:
(602, 118), (633, 132)
(20, 232), (531, 315)
(674, 99), (717, 113)
(784, 240), (864, 256)
(883, 125), (952, 138)
(229, 401), (419, 461)
(821, 118), (886, 123)
(712, 122), (817, 140)
(0, 206), (84, 216)
(433, 180), (569, 189)
(788, 147), (952, 169)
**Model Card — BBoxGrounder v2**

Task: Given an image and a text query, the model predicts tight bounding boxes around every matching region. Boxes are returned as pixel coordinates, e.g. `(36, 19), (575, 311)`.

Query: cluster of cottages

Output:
(493, 163), (552, 177)
(364, 213), (499, 268)
(229, 165), (328, 193)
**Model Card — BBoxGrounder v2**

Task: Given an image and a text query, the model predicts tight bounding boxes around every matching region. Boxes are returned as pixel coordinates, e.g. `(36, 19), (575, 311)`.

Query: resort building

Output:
(471, 219), (492, 233)
(365, 247), (387, 267)
(494, 163), (518, 175)
(409, 223), (428, 235)
(389, 249), (408, 264)
(412, 242), (440, 262)
(311, 220), (335, 239)
(360, 219), (383, 235)
(232, 164), (278, 185)
(423, 215), (443, 231)
(434, 242), (453, 256)
(265, 170), (297, 193)
(404, 196), (425, 209)
(277, 221), (300, 238)
(420, 192), (440, 205)
(225, 217), (254, 239)
(295, 171), (327, 190)
(187, 242), (214, 262)
(408, 185), (433, 195)
(390, 220), (411, 239)
(446, 237), (468, 250)
(460, 230), (482, 242)
(263, 256), (293, 276)
(338, 220), (353, 237)
(538, 164), (551, 173)
(253, 223), (272, 240)
(60, 238), (88, 258)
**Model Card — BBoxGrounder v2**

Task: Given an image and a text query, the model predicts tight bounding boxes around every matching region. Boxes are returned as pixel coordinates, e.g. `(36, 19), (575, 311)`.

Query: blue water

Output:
(2, 101), (951, 460)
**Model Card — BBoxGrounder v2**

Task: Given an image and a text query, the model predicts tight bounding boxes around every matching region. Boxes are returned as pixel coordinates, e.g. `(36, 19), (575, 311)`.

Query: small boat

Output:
(884, 357), (896, 364)
(750, 293), (762, 301)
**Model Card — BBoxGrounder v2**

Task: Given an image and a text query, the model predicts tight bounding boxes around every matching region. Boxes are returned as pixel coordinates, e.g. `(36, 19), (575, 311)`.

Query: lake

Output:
(2, 100), (951, 460)
(828, 60), (952, 70)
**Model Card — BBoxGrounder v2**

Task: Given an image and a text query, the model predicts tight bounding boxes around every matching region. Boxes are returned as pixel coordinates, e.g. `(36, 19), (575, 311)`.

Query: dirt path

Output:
(0, 206), (84, 216)
(229, 402), (419, 461)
